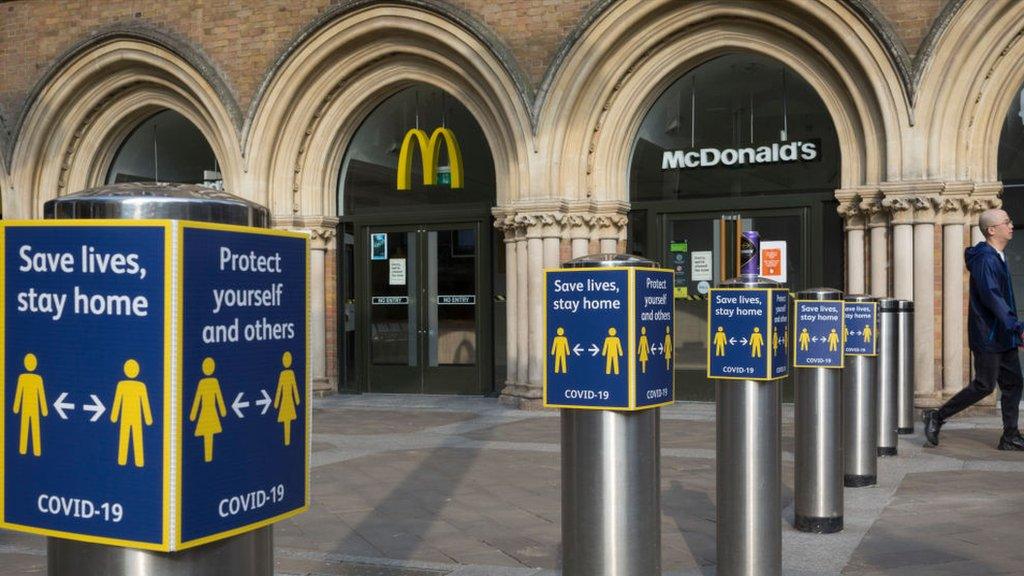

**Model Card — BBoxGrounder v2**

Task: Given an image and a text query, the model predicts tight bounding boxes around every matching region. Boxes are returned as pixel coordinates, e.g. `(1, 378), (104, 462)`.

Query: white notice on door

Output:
(389, 258), (406, 285)
(691, 251), (713, 281)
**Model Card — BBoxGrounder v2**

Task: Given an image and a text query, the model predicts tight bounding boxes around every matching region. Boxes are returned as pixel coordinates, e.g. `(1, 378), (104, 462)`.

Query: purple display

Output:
(739, 230), (760, 275)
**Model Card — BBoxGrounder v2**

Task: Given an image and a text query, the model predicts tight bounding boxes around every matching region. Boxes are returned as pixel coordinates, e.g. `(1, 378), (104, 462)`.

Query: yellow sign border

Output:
(844, 301), (879, 357)
(791, 299), (846, 369)
(543, 266), (675, 411)
(706, 287), (784, 382)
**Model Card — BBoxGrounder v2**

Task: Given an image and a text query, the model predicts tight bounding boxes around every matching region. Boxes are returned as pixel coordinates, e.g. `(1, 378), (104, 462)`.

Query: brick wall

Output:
(873, 0), (952, 57)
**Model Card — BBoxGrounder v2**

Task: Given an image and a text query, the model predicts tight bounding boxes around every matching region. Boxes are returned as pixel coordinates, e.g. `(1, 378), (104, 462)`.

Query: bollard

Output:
(792, 288), (844, 533)
(711, 276), (788, 576)
(842, 295), (879, 487)
(552, 254), (673, 576)
(896, 300), (916, 434)
(42, 183), (274, 576)
(876, 298), (899, 456)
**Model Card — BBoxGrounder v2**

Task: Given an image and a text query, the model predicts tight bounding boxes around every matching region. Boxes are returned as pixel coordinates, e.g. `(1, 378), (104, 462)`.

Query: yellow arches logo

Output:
(396, 127), (464, 190)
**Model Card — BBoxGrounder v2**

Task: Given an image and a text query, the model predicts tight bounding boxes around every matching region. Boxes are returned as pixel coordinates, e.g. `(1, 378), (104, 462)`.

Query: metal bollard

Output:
(896, 300), (916, 434)
(843, 294), (879, 487)
(558, 254), (663, 576)
(877, 298), (899, 456)
(43, 183), (273, 576)
(716, 276), (782, 576)
(793, 288), (844, 533)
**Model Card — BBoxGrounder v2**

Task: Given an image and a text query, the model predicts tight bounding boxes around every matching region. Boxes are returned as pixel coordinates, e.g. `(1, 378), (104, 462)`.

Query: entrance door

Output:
(363, 224), (482, 393)
(664, 208), (807, 401)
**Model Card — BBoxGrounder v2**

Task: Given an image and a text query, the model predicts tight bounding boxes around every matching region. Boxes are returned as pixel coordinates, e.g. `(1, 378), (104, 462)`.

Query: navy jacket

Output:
(966, 241), (1023, 352)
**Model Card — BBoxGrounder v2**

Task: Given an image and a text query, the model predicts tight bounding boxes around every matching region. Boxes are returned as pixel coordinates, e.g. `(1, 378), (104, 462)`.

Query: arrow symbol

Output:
(255, 389), (272, 415)
(83, 394), (106, 422)
(740, 338), (749, 345)
(232, 392), (250, 418)
(589, 344), (600, 357)
(811, 336), (820, 343)
(729, 337), (737, 344)
(53, 392), (74, 420)
(572, 344), (583, 357)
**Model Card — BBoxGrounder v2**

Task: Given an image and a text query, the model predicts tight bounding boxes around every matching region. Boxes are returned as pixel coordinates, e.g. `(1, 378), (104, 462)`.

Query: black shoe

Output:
(923, 410), (943, 446)
(997, 430), (1024, 451)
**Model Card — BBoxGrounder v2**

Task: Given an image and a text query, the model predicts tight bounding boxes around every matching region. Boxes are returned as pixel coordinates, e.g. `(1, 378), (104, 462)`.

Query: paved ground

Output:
(3, 394), (1024, 575)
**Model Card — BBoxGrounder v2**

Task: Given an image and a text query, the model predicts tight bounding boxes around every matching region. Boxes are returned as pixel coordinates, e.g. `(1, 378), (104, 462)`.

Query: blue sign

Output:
(793, 300), (845, 368)
(179, 224), (309, 547)
(544, 267), (674, 410)
(844, 302), (877, 356)
(0, 221), (309, 552)
(707, 288), (785, 381)
(771, 290), (790, 378)
(2, 222), (168, 549)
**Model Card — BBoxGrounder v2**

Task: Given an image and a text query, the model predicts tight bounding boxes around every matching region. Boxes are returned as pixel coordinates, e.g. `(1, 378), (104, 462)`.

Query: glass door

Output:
(363, 224), (481, 393)
(664, 208), (807, 400)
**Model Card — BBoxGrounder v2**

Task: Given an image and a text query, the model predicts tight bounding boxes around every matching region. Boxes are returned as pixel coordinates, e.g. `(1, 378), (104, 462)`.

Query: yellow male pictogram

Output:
(828, 328), (840, 352)
(189, 357), (227, 463)
(111, 359), (153, 468)
(274, 351), (301, 446)
(664, 326), (673, 371)
(551, 327), (570, 374)
(13, 353), (47, 457)
(863, 324), (872, 343)
(602, 327), (624, 375)
(799, 328), (811, 351)
(638, 327), (650, 374)
(750, 327), (765, 358)
(713, 326), (728, 357)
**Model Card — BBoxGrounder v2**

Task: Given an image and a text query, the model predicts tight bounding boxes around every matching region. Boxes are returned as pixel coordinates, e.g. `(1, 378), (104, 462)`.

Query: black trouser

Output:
(938, 348), (1023, 432)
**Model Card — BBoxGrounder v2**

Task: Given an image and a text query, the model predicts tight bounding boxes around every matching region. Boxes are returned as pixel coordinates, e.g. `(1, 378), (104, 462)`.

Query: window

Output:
(107, 110), (220, 187)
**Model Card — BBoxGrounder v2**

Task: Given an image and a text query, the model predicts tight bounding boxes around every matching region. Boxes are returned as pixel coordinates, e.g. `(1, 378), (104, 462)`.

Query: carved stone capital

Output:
(272, 215), (339, 250)
(565, 212), (595, 240)
(937, 195), (969, 225)
(880, 195), (916, 224)
(909, 195), (940, 222)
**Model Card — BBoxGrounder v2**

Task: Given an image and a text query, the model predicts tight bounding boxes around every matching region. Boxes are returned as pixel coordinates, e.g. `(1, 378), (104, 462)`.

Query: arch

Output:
(8, 35), (241, 219)
(246, 2), (533, 218)
(916, 1), (1024, 182)
(536, 0), (908, 204)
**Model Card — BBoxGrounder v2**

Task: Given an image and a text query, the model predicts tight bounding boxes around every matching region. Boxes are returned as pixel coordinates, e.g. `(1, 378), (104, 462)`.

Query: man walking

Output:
(924, 208), (1024, 450)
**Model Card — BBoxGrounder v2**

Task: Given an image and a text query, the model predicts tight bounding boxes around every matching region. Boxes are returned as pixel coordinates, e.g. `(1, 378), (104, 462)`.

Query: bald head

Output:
(979, 209), (1009, 238)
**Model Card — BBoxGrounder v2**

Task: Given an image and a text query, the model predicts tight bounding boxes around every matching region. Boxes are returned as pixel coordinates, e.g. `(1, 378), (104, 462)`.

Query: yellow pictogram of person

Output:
(111, 359), (153, 468)
(638, 327), (650, 374)
(602, 327), (623, 375)
(750, 327), (765, 358)
(664, 326), (673, 371)
(773, 331), (780, 355)
(863, 324), (873, 343)
(189, 357), (227, 463)
(713, 326), (728, 357)
(843, 325), (849, 344)
(551, 327), (570, 374)
(13, 353), (47, 457)
(799, 328), (811, 351)
(828, 328), (840, 352)
(274, 351), (301, 446)
(784, 327), (790, 351)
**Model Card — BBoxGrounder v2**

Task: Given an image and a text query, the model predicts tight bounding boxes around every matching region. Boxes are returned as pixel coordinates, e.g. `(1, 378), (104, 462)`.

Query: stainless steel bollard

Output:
(716, 275), (781, 576)
(896, 300), (916, 434)
(877, 299), (899, 456)
(560, 254), (661, 576)
(843, 294), (878, 487)
(44, 182), (273, 576)
(793, 288), (843, 533)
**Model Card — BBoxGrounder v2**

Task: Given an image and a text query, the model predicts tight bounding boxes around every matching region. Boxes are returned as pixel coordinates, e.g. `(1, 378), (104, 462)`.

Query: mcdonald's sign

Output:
(396, 127), (464, 190)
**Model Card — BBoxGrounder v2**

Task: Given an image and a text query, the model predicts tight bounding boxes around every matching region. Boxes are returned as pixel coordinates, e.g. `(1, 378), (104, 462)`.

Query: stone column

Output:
(514, 220), (530, 396)
(594, 213), (628, 255)
(541, 213), (564, 268)
(912, 194), (939, 401)
(883, 196), (915, 301)
(939, 192), (968, 397)
(524, 216), (546, 394)
(567, 213), (594, 259)
(837, 196), (866, 294)
(867, 200), (889, 297)
(496, 215), (518, 387)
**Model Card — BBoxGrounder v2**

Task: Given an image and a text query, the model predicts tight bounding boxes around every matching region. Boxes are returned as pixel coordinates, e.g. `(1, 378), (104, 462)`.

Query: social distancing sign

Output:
(706, 287), (790, 381)
(0, 220), (309, 551)
(843, 302), (878, 356)
(793, 300), (845, 368)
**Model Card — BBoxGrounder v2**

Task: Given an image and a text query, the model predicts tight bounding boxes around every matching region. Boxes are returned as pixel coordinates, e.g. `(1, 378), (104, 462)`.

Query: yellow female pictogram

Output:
(189, 357), (227, 463)
(828, 328), (840, 352)
(13, 353), (47, 457)
(664, 326), (673, 371)
(602, 327), (623, 375)
(551, 327), (570, 374)
(799, 328), (811, 351)
(638, 327), (649, 374)
(750, 327), (764, 358)
(274, 351), (301, 446)
(111, 359), (153, 468)
(713, 326), (728, 357)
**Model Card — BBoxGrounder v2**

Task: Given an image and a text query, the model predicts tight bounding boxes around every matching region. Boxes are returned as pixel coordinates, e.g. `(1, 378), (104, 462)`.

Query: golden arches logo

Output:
(396, 127), (464, 190)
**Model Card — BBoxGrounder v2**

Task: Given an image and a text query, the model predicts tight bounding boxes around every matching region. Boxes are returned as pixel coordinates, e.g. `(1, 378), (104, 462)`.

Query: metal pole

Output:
(843, 294), (878, 487)
(716, 275), (781, 576)
(896, 300), (916, 434)
(877, 298), (899, 456)
(560, 254), (661, 576)
(793, 288), (843, 533)
(43, 182), (273, 576)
